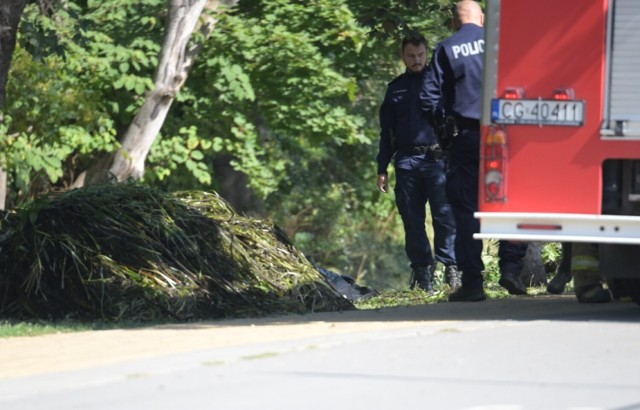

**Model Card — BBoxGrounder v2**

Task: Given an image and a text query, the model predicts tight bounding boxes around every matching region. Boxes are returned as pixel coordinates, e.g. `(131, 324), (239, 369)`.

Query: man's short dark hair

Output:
(402, 31), (428, 52)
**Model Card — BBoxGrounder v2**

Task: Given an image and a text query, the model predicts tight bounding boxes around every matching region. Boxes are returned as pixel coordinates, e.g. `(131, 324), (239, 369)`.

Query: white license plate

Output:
(491, 99), (585, 126)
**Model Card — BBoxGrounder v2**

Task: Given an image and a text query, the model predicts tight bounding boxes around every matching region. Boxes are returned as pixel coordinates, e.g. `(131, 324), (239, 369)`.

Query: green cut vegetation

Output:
(0, 183), (352, 323)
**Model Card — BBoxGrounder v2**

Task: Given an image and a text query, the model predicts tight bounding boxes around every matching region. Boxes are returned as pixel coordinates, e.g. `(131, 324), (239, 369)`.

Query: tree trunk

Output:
(520, 241), (547, 286)
(76, 0), (238, 186)
(0, 0), (29, 209)
(0, 0), (27, 110)
(211, 155), (265, 216)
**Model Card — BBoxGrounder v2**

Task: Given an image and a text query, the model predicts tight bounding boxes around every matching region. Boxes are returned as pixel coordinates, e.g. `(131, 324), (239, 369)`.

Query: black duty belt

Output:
(400, 144), (443, 160)
(409, 145), (431, 155)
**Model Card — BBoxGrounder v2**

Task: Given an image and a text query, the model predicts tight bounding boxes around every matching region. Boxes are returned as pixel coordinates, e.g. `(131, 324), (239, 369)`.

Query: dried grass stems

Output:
(0, 183), (352, 322)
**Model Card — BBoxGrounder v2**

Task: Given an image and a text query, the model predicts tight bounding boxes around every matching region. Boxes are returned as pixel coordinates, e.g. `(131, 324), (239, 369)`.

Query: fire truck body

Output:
(475, 0), (640, 295)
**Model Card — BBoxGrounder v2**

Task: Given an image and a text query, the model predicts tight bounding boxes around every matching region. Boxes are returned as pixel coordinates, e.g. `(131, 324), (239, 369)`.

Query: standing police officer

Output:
(421, 0), (528, 301)
(377, 32), (459, 293)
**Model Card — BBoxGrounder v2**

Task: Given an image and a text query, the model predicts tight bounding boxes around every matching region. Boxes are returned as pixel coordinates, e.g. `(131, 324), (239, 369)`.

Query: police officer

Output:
(421, 0), (527, 301)
(377, 32), (459, 293)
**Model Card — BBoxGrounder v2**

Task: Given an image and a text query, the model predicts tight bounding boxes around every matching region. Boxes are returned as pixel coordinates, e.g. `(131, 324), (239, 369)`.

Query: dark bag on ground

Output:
(319, 268), (379, 301)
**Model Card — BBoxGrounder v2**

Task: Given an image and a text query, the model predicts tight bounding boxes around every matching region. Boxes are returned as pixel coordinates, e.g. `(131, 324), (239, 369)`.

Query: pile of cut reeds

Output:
(0, 183), (352, 322)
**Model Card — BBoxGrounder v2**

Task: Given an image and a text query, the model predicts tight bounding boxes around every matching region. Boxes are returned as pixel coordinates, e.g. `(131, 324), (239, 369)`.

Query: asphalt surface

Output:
(1, 295), (639, 410)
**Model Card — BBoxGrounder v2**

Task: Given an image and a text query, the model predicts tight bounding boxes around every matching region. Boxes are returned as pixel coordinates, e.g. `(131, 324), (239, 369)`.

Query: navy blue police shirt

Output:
(377, 67), (439, 176)
(421, 23), (485, 121)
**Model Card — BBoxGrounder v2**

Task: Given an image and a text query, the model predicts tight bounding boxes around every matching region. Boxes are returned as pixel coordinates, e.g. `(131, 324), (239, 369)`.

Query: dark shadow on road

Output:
(155, 294), (640, 331)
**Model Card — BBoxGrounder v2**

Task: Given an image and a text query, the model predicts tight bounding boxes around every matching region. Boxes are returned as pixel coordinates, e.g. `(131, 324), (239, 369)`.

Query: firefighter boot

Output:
(445, 265), (462, 291)
(571, 243), (611, 303)
(573, 269), (611, 303)
(410, 266), (434, 294)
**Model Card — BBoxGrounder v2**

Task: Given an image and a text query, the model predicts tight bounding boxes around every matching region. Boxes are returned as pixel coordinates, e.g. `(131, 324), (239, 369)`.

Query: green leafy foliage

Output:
(3, 46), (118, 201)
(4, 1), (167, 204)
(147, 126), (214, 185)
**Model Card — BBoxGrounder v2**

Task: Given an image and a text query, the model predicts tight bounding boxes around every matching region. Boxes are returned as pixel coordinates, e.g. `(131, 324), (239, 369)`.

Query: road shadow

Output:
(156, 294), (640, 331)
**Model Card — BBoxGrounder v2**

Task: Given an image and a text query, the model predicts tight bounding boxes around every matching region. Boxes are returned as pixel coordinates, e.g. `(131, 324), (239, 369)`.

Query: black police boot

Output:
(445, 265), (462, 291)
(546, 270), (572, 295)
(548, 242), (573, 295)
(410, 266), (434, 294)
(498, 272), (528, 295)
(448, 286), (487, 302)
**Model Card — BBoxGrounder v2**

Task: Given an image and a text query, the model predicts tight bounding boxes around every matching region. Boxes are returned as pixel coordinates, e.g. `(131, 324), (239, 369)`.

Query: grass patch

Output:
(0, 320), (94, 338)
(0, 319), (160, 338)
(354, 288), (446, 309)
(355, 281), (563, 310)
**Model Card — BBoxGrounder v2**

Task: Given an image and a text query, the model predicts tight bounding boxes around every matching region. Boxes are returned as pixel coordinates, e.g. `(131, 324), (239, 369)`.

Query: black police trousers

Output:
(446, 126), (528, 290)
(445, 126), (484, 290)
(394, 161), (457, 269)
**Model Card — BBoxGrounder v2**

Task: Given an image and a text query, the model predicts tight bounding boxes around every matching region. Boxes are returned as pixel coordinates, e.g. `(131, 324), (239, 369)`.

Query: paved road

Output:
(1, 295), (639, 410)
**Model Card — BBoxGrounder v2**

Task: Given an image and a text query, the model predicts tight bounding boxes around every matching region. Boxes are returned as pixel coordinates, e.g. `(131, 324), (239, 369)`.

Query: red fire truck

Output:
(475, 0), (640, 303)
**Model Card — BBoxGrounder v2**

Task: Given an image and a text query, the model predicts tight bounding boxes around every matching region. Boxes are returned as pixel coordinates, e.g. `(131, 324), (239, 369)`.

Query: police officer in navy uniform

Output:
(377, 32), (459, 293)
(421, 0), (528, 301)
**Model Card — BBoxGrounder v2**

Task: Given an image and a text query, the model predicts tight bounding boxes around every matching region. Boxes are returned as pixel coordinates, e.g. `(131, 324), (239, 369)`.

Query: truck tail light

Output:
(483, 126), (508, 202)
(502, 87), (524, 99)
(552, 88), (575, 100)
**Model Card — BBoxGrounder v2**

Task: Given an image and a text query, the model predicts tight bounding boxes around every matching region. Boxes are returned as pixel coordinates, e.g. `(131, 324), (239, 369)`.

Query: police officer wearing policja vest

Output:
(377, 32), (460, 293)
(421, 0), (528, 301)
